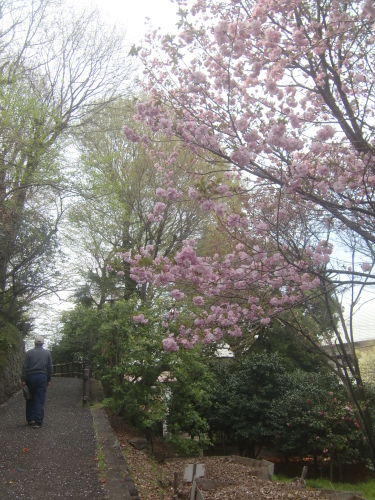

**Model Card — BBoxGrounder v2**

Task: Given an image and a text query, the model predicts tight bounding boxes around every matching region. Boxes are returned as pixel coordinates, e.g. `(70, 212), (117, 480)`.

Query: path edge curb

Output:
(91, 407), (141, 500)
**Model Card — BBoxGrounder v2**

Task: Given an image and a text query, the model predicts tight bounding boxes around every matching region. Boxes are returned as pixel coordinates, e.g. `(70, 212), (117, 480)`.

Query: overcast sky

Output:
(85, 0), (180, 44)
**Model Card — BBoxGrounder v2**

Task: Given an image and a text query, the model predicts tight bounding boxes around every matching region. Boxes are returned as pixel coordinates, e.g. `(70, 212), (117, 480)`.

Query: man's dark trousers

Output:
(25, 373), (47, 425)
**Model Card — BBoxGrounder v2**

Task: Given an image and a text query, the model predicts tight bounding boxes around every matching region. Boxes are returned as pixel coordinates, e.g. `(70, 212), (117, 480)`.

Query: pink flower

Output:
(217, 184), (229, 195)
(133, 314), (148, 324)
(214, 21), (229, 45)
(153, 202), (166, 216)
(256, 222), (268, 234)
(268, 123), (286, 147)
(166, 187), (182, 200)
(264, 28), (281, 44)
(171, 289), (185, 301)
(192, 71), (206, 84)
(156, 187), (167, 198)
(316, 125), (335, 141)
(188, 187), (199, 200)
(361, 263), (372, 272)
(249, 20), (261, 37)
(353, 74), (365, 84)
(193, 296), (205, 306)
(214, 203), (227, 217)
(362, 0), (375, 19)
(289, 114), (300, 129)
(231, 146), (251, 167)
(179, 30), (194, 44)
(162, 335), (179, 352)
(200, 199), (216, 211)
(227, 213), (241, 227)
(260, 317), (271, 325)
(122, 125), (140, 143)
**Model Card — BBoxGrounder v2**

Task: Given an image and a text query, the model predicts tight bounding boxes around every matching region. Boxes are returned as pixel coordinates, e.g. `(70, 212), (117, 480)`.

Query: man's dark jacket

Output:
(22, 346), (53, 382)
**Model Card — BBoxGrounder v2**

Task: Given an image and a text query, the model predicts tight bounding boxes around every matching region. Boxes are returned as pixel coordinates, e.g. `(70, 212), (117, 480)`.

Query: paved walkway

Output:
(0, 378), (104, 499)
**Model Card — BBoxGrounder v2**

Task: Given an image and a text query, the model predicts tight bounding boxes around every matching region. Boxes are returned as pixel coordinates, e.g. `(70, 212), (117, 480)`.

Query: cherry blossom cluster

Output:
(118, 0), (375, 348)
(127, 0), (375, 248)
(119, 235), (325, 350)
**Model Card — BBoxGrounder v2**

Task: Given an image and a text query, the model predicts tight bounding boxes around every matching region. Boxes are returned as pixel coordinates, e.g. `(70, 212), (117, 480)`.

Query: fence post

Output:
(83, 359), (90, 405)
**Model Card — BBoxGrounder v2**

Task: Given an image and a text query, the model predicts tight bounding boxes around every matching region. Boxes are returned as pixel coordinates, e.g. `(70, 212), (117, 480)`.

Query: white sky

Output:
(84, 0), (180, 44)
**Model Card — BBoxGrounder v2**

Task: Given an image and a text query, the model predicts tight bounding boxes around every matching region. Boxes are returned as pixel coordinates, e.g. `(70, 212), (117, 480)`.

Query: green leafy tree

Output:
(269, 371), (365, 480)
(52, 296), (214, 446)
(0, 0), (130, 332)
(164, 346), (214, 454)
(67, 98), (213, 307)
(205, 353), (289, 457)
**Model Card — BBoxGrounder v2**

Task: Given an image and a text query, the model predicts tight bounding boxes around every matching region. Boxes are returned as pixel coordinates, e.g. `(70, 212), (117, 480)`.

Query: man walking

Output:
(21, 335), (52, 428)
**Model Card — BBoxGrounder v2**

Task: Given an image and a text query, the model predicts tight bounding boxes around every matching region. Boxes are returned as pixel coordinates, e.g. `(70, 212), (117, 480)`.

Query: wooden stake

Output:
(301, 466), (308, 480)
(173, 471), (179, 493)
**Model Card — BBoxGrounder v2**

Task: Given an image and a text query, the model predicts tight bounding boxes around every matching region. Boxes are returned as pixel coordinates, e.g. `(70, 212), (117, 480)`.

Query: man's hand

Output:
(47, 382), (50, 387)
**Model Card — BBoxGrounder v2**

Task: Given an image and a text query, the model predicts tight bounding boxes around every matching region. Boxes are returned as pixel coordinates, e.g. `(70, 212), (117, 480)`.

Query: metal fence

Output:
(52, 359), (90, 405)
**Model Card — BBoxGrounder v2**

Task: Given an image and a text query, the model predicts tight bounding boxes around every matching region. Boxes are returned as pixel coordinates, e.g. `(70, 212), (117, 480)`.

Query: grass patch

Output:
(273, 474), (375, 499)
(149, 452), (167, 492)
(306, 478), (375, 500)
(90, 402), (104, 409)
(93, 421), (107, 482)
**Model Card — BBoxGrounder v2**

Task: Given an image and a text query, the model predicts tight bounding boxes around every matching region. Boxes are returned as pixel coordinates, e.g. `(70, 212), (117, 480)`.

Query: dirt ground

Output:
(108, 414), (337, 500)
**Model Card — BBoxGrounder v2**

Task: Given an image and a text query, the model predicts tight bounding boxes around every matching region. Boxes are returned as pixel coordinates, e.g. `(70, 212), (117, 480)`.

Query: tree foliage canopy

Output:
(0, 0), (131, 329)
(119, 0), (375, 466)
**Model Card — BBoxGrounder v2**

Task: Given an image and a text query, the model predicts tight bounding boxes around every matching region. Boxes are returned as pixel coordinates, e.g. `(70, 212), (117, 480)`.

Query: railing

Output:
(53, 361), (84, 378)
(52, 359), (90, 405)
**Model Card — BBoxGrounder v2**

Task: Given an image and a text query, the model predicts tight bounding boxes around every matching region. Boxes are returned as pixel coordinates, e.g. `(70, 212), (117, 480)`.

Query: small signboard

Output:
(190, 480), (205, 500)
(184, 463), (205, 482)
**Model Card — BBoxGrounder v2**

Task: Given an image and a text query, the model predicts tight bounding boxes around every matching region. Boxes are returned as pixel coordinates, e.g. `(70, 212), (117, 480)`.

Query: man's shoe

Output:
(32, 423), (42, 429)
(27, 420), (35, 426)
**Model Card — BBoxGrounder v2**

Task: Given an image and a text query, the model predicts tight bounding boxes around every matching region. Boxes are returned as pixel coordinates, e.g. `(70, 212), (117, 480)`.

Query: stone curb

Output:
(91, 408), (141, 500)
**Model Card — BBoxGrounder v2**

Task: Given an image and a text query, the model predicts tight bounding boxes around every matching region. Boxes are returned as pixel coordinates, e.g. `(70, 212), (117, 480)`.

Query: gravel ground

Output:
(110, 417), (335, 500)
(0, 378), (104, 499)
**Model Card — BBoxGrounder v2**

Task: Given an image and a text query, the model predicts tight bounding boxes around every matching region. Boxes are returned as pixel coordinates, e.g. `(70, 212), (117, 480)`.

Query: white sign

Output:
(184, 464), (205, 483)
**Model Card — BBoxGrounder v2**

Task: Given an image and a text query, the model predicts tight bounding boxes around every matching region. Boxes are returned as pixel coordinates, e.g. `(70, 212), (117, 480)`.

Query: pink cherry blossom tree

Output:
(122, 0), (375, 465)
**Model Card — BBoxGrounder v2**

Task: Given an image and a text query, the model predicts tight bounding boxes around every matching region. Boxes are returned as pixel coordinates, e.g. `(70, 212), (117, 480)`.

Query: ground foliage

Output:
(53, 300), (373, 467)
(109, 413), (339, 500)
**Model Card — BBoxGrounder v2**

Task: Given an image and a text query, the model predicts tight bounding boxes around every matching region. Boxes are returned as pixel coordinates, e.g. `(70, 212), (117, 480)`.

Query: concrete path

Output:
(0, 378), (104, 499)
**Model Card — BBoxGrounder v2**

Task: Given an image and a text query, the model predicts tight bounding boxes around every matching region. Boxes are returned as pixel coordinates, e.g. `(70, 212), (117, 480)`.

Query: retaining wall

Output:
(0, 343), (25, 405)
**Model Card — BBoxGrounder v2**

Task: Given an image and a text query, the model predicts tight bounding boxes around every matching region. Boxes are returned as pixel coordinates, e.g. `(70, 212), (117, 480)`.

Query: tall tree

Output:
(121, 0), (375, 466)
(0, 0), (131, 327)
(67, 98), (214, 307)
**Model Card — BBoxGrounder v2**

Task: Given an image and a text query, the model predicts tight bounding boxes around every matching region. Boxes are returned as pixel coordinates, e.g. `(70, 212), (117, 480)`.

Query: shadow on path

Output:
(0, 378), (104, 499)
